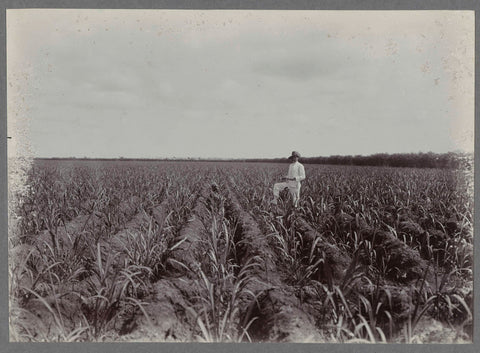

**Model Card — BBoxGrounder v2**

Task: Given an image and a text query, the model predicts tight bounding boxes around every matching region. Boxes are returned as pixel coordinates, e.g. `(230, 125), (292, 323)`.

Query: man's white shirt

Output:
(287, 161), (306, 186)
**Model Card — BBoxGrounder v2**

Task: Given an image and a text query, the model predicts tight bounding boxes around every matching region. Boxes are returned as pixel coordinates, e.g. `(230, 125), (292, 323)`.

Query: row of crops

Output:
(228, 163), (473, 342)
(9, 161), (204, 340)
(8, 160), (473, 342)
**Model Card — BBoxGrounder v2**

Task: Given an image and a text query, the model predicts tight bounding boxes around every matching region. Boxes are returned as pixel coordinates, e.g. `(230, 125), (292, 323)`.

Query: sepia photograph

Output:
(6, 9), (474, 344)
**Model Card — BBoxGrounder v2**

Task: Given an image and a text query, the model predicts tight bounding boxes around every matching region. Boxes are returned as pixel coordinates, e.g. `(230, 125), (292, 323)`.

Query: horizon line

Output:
(26, 150), (472, 161)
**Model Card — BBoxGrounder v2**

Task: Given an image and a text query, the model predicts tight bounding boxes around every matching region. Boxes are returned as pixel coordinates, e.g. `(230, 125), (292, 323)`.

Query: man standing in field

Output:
(271, 151), (306, 208)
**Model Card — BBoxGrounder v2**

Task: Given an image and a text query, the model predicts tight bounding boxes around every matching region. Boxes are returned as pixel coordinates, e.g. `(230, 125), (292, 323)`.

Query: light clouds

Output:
(7, 10), (474, 159)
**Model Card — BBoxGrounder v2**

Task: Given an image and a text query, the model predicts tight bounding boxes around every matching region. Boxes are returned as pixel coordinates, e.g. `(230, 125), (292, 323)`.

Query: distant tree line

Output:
(38, 152), (472, 169)
(247, 152), (472, 169)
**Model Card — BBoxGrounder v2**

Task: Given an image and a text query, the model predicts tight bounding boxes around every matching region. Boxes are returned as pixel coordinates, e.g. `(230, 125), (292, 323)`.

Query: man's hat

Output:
(288, 151), (301, 159)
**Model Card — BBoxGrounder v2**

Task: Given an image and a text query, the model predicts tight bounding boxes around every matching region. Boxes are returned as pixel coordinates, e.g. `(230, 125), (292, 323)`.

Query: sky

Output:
(7, 10), (474, 159)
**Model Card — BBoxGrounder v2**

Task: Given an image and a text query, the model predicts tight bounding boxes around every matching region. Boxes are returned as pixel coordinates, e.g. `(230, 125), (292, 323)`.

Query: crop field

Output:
(8, 160), (473, 343)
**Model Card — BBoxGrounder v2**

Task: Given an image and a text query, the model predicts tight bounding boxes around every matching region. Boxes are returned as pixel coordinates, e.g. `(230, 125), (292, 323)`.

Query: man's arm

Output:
(284, 164), (293, 180)
(297, 164), (306, 181)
